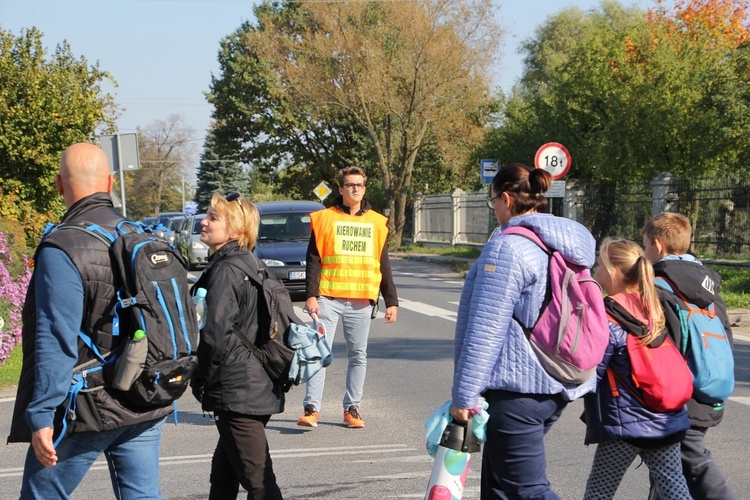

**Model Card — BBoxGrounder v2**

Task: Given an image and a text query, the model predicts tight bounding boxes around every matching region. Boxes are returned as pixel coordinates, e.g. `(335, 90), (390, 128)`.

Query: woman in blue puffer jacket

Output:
(450, 164), (598, 499)
(583, 238), (690, 499)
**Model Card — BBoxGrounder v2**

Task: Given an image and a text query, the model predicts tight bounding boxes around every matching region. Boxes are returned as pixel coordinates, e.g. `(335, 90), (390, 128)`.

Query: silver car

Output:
(177, 214), (209, 270)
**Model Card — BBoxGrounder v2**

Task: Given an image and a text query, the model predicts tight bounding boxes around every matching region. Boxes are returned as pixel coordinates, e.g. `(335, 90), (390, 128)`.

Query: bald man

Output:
(9, 143), (171, 499)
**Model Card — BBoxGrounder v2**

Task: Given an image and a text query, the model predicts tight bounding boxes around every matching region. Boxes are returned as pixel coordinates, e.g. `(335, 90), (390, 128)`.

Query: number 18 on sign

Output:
(534, 142), (571, 180)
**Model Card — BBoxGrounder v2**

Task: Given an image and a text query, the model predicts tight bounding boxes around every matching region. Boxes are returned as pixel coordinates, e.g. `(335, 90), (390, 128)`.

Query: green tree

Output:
(208, 18), (377, 202)
(209, 0), (500, 245)
(482, 0), (750, 183)
(195, 127), (249, 211)
(120, 114), (196, 220)
(0, 27), (117, 221)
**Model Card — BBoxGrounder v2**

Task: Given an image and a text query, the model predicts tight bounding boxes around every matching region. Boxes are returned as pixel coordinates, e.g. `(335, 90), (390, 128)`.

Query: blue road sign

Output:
(184, 200), (198, 215)
(481, 159), (499, 184)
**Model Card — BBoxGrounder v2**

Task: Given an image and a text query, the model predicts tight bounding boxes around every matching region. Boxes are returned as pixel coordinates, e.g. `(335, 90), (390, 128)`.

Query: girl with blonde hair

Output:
(583, 237), (690, 499)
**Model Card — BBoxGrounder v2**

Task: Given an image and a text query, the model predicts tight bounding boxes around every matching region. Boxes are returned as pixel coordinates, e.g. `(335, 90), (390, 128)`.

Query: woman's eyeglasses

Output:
(486, 194), (501, 209)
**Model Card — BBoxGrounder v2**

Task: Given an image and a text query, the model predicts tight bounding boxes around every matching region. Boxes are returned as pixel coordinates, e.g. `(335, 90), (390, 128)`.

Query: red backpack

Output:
(605, 297), (693, 413)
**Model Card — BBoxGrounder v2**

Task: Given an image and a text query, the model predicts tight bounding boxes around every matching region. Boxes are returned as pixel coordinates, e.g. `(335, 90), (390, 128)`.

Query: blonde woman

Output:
(583, 238), (690, 500)
(190, 193), (283, 500)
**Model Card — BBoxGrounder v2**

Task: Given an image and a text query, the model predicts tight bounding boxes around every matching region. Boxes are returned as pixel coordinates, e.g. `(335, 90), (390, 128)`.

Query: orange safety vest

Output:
(310, 206), (388, 301)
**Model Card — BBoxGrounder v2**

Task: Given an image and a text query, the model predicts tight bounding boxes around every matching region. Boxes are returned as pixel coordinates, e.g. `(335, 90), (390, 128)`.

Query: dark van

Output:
(254, 201), (325, 296)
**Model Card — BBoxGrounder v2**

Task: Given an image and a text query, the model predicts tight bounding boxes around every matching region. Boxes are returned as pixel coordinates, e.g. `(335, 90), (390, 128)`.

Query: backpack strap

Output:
(501, 226), (551, 254)
(655, 276), (716, 319)
(223, 253), (267, 288)
(501, 226), (552, 334)
(50, 221), (116, 247)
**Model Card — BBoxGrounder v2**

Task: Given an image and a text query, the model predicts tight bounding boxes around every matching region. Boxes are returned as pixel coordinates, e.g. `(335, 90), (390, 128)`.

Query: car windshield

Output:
(258, 213), (311, 242)
(168, 217), (186, 231)
(192, 217), (204, 234)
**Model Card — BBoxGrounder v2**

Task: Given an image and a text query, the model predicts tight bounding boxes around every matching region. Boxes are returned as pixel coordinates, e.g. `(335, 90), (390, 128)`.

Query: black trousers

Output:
(209, 411), (283, 500)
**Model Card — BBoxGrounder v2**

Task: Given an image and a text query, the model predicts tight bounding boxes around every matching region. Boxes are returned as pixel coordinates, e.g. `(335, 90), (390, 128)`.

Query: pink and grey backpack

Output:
(502, 226), (608, 384)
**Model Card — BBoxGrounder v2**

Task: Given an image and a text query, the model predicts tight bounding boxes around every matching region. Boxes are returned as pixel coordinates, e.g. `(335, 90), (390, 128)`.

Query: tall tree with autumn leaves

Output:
(207, 0), (500, 245)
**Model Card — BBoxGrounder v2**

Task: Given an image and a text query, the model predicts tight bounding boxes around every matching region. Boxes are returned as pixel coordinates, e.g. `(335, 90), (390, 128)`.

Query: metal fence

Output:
(411, 173), (750, 258)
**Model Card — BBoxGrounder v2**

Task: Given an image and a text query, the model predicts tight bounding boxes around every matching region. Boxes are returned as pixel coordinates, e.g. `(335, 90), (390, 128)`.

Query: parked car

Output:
(254, 200), (325, 296)
(155, 212), (188, 244)
(176, 214), (209, 270)
(142, 216), (157, 226)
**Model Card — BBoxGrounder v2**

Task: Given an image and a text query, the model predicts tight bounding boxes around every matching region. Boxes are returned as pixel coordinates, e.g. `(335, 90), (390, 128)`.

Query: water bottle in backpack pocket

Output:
(112, 329), (148, 391)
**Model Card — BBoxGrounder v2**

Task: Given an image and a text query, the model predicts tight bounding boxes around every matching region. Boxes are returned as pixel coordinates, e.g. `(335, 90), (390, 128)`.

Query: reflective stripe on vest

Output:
(311, 207), (387, 301)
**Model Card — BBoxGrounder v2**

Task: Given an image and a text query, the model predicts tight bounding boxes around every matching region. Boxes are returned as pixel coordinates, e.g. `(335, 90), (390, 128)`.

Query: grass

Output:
(396, 243), (482, 259)
(0, 344), (22, 392)
(708, 264), (750, 309)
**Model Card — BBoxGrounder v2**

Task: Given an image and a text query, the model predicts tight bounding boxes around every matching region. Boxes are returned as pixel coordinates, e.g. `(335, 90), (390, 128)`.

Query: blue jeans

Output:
(21, 417), (166, 500)
(303, 296), (372, 413)
(481, 390), (567, 500)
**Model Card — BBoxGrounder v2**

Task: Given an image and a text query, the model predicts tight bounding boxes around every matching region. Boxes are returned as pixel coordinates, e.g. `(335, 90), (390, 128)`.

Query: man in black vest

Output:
(8, 143), (171, 499)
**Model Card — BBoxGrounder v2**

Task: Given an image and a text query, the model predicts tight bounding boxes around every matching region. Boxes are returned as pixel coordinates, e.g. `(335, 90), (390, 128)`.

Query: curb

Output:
(0, 387), (16, 400)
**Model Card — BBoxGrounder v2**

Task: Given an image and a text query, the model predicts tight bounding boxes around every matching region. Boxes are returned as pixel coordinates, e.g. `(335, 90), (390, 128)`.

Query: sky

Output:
(1, 0), (653, 167)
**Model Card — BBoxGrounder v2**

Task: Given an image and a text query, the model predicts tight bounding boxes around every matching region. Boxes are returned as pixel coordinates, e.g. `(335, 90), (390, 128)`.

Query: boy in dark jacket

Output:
(643, 212), (736, 500)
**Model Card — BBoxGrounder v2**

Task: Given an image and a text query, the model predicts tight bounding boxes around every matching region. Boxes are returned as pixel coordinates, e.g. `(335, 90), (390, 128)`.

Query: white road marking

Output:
(354, 454), (433, 464)
(294, 305), (384, 321)
(734, 334), (750, 343)
(398, 298), (456, 322)
(0, 444), (415, 478)
(729, 396), (750, 406)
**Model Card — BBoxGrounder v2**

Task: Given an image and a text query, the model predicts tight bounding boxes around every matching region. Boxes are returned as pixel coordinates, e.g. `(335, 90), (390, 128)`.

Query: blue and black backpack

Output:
(48, 220), (199, 435)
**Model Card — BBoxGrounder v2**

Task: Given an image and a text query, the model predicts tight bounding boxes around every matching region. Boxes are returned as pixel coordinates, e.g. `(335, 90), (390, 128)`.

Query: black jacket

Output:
(654, 258), (733, 428)
(190, 241), (284, 415)
(9, 193), (172, 443)
(304, 196), (399, 307)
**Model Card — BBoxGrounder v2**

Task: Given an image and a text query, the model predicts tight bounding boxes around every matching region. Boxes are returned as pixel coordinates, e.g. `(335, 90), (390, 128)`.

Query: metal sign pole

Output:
(116, 134), (127, 217)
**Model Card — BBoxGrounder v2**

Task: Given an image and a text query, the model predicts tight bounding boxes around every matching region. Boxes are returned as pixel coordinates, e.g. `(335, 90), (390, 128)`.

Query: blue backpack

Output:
(655, 277), (734, 405)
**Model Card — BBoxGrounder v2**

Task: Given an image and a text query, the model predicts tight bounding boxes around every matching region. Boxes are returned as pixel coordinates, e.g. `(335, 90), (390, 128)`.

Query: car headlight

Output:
(191, 241), (207, 250)
(261, 259), (284, 267)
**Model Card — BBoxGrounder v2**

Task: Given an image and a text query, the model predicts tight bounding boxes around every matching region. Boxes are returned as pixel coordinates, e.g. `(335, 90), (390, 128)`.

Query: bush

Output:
(0, 231), (32, 364)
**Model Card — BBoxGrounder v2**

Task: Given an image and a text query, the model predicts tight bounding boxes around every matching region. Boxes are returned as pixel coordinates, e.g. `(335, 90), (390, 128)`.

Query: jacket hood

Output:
(605, 293), (667, 347)
(507, 213), (596, 268)
(653, 259), (722, 309)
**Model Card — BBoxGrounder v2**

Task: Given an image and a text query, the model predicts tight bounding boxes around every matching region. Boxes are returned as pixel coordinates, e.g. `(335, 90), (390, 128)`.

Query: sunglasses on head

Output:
(226, 192), (243, 208)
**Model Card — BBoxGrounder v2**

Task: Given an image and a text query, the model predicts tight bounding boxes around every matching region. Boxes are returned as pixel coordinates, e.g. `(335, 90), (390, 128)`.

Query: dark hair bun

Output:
(528, 168), (552, 194)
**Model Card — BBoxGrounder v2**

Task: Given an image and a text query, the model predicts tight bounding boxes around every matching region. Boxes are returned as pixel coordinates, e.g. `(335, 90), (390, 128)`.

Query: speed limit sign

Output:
(534, 142), (571, 180)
